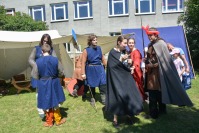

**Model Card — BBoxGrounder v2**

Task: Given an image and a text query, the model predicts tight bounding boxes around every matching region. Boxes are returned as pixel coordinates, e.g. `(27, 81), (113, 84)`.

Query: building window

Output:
(108, 0), (128, 16)
(162, 0), (184, 13)
(135, 0), (155, 14)
(110, 32), (121, 36)
(74, 0), (93, 19)
(6, 8), (15, 16)
(66, 43), (82, 53)
(29, 6), (46, 21)
(51, 3), (68, 21)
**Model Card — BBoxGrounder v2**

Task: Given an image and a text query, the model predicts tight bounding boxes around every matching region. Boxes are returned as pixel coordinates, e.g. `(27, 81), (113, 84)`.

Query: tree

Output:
(0, 5), (48, 31)
(178, 0), (199, 69)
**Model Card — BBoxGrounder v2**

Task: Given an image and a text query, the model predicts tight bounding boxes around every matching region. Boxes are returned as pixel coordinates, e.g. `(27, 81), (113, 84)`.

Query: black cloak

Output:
(153, 40), (193, 106)
(105, 49), (143, 116)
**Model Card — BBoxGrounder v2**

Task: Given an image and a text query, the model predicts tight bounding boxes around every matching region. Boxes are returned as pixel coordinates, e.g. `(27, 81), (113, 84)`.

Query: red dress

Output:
(130, 49), (147, 100)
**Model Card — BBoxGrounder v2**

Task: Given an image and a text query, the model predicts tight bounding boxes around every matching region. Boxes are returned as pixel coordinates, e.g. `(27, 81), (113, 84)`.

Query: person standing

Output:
(33, 43), (66, 127)
(29, 34), (57, 119)
(71, 54), (89, 98)
(81, 34), (107, 105)
(170, 48), (185, 81)
(128, 38), (148, 101)
(106, 35), (143, 128)
(167, 43), (189, 73)
(143, 26), (193, 119)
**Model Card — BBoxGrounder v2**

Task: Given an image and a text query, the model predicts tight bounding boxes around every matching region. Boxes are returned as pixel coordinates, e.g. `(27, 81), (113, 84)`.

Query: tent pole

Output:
(182, 25), (196, 79)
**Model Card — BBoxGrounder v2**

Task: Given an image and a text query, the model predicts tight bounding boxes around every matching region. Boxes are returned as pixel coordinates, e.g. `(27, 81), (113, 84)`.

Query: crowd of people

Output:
(29, 27), (193, 128)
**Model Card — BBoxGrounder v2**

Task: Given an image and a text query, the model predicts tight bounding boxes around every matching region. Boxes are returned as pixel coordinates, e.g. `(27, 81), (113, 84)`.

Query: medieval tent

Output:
(0, 30), (73, 80)
(122, 26), (195, 78)
(0, 30), (128, 81)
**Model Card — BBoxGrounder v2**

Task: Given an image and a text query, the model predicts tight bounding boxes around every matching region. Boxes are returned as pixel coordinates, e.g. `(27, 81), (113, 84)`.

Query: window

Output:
(135, 0), (155, 14)
(110, 32), (121, 36)
(74, 0), (93, 19)
(29, 6), (46, 21)
(6, 8), (15, 16)
(51, 3), (68, 21)
(162, 0), (184, 13)
(108, 0), (128, 16)
(66, 43), (82, 53)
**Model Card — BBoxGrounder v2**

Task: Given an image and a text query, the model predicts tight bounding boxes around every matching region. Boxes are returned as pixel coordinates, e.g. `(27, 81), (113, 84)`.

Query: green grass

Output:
(0, 72), (199, 133)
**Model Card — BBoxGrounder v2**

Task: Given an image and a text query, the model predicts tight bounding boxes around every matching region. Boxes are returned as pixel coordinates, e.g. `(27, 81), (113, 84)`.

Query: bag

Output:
(182, 73), (191, 90)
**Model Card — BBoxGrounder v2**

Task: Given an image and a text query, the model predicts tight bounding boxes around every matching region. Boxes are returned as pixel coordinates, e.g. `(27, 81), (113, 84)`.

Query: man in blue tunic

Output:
(81, 34), (107, 105)
(32, 43), (66, 127)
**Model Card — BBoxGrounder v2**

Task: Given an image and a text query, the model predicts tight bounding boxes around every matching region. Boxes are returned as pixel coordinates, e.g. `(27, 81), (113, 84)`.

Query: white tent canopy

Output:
(0, 30), (131, 80)
(0, 30), (73, 80)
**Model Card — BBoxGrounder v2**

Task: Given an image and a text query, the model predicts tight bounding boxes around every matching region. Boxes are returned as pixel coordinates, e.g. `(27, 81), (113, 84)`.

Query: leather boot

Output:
(100, 93), (106, 105)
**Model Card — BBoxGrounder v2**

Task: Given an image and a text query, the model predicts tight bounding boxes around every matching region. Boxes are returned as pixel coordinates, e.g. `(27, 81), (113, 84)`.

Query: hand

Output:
(130, 66), (135, 74)
(185, 67), (190, 73)
(153, 63), (158, 67)
(81, 74), (86, 79)
(122, 54), (128, 61)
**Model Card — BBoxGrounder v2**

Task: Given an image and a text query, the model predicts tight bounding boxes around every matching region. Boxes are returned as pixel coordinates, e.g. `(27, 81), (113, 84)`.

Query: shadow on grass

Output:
(60, 107), (69, 118)
(101, 105), (199, 133)
(0, 83), (36, 96)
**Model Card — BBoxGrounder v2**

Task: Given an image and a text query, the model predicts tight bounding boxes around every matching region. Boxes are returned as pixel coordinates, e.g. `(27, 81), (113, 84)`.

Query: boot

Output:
(100, 93), (106, 105)
(90, 98), (96, 107)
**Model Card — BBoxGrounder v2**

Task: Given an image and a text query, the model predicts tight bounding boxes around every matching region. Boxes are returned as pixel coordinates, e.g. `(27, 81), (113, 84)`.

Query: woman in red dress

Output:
(128, 38), (147, 101)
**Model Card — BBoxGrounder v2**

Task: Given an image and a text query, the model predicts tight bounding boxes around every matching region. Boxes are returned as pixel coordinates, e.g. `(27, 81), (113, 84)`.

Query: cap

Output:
(170, 48), (180, 55)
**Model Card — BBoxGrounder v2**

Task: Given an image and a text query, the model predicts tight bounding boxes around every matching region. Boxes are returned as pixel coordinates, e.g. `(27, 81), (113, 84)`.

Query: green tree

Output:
(178, 0), (199, 69)
(0, 5), (48, 31)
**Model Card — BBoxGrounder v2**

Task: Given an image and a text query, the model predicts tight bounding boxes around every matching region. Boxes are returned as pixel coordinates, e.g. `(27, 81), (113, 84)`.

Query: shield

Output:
(64, 78), (84, 96)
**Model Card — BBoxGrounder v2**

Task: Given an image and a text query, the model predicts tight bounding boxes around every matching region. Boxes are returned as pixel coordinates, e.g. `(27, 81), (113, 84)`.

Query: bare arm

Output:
(180, 54), (189, 72)
(102, 55), (107, 67)
(81, 49), (87, 79)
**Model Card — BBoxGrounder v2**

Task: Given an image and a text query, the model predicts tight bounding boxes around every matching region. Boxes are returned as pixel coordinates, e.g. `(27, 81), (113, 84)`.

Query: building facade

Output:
(1, 0), (185, 36)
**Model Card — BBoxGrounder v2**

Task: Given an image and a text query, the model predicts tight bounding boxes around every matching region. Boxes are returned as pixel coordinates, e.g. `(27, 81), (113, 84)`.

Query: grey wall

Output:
(1, 0), (183, 36)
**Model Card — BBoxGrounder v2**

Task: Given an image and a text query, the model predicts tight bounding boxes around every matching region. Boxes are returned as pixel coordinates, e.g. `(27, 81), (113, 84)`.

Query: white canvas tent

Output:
(0, 30), (128, 81)
(0, 30), (74, 80)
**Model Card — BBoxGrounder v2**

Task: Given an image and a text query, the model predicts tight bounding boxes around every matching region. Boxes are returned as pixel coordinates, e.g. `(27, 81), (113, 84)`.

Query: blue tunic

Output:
(85, 46), (106, 87)
(31, 45), (53, 88)
(36, 56), (65, 110)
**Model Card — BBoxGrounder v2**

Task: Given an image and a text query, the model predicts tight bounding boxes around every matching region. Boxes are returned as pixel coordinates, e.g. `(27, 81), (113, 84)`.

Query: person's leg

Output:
(54, 107), (66, 126)
(82, 85), (89, 100)
(44, 109), (53, 127)
(36, 89), (45, 119)
(112, 115), (119, 128)
(149, 90), (158, 119)
(99, 84), (106, 105)
(157, 91), (167, 114)
(89, 87), (96, 106)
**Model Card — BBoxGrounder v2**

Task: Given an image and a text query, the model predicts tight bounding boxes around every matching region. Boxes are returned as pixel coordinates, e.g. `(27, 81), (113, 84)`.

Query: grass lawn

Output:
(0, 72), (199, 133)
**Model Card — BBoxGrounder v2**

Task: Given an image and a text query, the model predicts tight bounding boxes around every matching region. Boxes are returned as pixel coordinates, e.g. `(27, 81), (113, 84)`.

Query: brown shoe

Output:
(56, 118), (66, 126)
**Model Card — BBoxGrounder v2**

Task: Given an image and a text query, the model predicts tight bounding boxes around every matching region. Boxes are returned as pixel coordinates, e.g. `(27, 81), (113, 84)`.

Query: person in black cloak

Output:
(142, 26), (193, 119)
(105, 35), (143, 128)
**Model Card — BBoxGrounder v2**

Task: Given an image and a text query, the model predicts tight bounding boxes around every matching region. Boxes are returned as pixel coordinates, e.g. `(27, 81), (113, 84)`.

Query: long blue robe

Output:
(36, 56), (65, 110)
(31, 45), (53, 88)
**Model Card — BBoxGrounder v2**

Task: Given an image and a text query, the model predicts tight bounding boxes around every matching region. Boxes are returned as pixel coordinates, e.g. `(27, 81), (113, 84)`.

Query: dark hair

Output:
(42, 43), (51, 53)
(116, 35), (128, 45)
(87, 34), (97, 46)
(39, 34), (53, 48)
